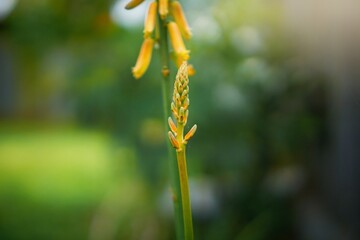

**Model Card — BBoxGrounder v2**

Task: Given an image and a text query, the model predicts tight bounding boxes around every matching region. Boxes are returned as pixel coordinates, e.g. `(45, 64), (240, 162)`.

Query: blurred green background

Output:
(1, 0), (359, 240)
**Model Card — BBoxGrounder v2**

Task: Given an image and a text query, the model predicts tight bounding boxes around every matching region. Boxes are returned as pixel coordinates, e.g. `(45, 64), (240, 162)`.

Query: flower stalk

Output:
(125, 1), (196, 239)
(168, 62), (196, 240)
(158, 14), (185, 240)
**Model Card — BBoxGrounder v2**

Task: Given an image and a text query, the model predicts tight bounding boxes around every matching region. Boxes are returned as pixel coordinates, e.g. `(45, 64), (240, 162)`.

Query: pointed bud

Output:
(125, 0), (145, 10)
(179, 107), (185, 122)
(168, 22), (190, 60)
(168, 131), (180, 149)
(181, 89), (188, 101)
(144, 2), (157, 38)
(170, 1), (192, 39)
(168, 117), (177, 134)
(183, 109), (189, 124)
(132, 38), (154, 79)
(177, 81), (183, 92)
(183, 98), (189, 109)
(184, 124), (197, 141)
(171, 102), (177, 114)
(159, 0), (169, 19)
(176, 93), (182, 106)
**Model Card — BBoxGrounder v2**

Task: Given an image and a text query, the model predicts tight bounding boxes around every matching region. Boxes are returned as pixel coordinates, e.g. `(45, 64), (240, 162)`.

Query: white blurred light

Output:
(231, 26), (263, 55)
(158, 178), (219, 220)
(190, 178), (219, 219)
(192, 14), (221, 44)
(236, 57), (269, 82)
(213, 83), (245, 112)
(110, 0), (147, 29)
(0, 0), (17, 20)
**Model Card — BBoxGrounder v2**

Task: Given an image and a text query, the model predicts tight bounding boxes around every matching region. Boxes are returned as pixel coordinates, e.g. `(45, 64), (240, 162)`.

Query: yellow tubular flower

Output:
(144, 1), (157, 38)
(125, 0), (145, 10)
(171, 1), (192, 40)
(168, 22), (190, 60)
(132, 38), (154, 79)
(159, 0), (169, 19)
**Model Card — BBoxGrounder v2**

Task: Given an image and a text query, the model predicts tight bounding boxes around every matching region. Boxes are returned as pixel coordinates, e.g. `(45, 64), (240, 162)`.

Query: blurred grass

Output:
(0, 123), (135, 239)
(0, 124), (114, 205)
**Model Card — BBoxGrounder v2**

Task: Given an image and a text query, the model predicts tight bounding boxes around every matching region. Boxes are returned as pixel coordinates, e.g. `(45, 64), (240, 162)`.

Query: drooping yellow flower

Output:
(125, 0), (145, 10)
(144, 1), (157, 38)
(168, 22), (190, 60)
(132, 38), (154, 79)
(170, 1), (192, 40)
(159, 0), (169, 19)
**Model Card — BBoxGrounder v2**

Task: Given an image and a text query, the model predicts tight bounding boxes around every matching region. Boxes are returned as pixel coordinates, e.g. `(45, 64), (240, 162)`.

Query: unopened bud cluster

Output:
(168, 62), (197, 150)
(126, 0), (195, 79)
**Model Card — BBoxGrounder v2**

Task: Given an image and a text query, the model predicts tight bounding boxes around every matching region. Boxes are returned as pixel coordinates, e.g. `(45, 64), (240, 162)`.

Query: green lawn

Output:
(0, 127), (114, 205)
(0, 125), (148, 240)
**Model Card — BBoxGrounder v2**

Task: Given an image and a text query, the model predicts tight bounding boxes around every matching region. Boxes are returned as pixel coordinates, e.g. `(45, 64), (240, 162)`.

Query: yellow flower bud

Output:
(184, 124), (197, 141)
(168, 22), (190, 60)
(168, 117), (177, 134)
(168, 131), (180, 149)
(170, 1), (192, 40)
(125, 0), (145, 10)
(144, 1), (157, 38)
(132, 38), (154, 79)
(159, 0), (169, 19)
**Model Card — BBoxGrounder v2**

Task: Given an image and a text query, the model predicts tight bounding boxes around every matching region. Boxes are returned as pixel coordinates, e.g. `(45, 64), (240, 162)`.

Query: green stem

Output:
(158, 15), (185, 240)
(176, 142), (194, 240)
(176, 123), (194, 240)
